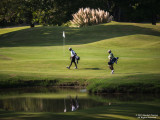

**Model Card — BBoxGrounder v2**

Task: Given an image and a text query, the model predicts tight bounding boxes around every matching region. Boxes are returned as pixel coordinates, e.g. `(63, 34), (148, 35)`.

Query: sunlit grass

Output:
(0, 25), (42, 35)
(0, 22), (160, 93)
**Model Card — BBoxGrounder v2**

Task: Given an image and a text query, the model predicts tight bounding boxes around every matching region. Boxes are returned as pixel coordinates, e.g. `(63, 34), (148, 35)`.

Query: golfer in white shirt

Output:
(67, 48), (77, 69)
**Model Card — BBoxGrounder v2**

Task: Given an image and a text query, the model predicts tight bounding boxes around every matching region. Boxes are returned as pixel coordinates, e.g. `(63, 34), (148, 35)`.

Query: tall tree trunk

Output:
(152, 13), (157, 25)
(30, 23), (34, 27)
(118, 7), (121, 21)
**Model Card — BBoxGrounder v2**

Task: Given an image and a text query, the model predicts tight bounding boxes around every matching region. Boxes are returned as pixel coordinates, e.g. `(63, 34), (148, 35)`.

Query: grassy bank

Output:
(0, 22), (160, 93)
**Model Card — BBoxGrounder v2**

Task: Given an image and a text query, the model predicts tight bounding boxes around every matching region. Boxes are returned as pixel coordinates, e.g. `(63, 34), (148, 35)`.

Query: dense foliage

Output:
(0, 0), (160, 27)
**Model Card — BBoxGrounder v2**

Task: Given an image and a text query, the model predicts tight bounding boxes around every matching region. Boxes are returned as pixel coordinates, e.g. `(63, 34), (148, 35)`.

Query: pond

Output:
(0, 87), (104, 113)
(0, 87), (160, 114)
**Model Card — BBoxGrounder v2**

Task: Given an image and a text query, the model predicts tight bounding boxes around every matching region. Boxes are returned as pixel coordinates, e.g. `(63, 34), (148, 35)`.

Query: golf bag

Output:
(75, 56), (80, 64)
(108, 57), (119, 65)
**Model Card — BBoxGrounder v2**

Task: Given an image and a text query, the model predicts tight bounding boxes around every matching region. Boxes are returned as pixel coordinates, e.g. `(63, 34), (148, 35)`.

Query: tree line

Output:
(0, 0), (160, 27)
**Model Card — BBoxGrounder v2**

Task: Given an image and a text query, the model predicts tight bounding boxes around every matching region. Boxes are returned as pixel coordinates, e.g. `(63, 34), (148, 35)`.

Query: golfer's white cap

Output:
(108, 50), (111, 53)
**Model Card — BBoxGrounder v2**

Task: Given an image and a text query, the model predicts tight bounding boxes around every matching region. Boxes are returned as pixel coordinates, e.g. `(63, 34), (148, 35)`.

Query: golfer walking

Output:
(67, 48), (77, 69)
(107, 50), (119, 74)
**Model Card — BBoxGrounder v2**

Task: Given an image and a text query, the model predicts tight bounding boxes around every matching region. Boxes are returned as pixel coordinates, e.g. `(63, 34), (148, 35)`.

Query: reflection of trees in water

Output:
(1, 87), (159, 113)
(90, 94), (160, 103)
(0, 87), (84, 96)
(0, 98), (104, 112)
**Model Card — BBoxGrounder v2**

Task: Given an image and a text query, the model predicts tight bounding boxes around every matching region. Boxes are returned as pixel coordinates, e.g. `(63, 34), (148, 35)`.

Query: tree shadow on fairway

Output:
(0, 24), (160, 47)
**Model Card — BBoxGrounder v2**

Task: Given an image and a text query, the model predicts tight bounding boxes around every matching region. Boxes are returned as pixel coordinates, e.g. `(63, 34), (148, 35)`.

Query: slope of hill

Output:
(0, 22), (160, 93)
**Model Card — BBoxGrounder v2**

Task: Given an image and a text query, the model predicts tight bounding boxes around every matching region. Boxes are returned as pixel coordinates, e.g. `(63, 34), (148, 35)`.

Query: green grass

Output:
(0, 22), (160, 92)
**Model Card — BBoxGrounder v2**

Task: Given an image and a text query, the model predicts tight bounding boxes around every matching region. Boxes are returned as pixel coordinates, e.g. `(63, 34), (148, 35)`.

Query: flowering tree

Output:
(70, 8), (112, 27)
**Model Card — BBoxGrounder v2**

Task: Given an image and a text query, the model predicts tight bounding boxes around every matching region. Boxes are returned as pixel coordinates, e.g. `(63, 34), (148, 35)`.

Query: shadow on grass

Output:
(0, 24), (160, 47)
(84, 68), (103, 70)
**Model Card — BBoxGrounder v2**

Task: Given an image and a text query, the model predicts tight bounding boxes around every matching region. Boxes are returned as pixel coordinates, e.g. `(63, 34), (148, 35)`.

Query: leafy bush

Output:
(70, 8), (112, 27)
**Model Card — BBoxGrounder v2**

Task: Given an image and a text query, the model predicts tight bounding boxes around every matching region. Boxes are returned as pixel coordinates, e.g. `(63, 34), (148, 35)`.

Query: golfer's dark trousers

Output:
(69, 56), (77, 68)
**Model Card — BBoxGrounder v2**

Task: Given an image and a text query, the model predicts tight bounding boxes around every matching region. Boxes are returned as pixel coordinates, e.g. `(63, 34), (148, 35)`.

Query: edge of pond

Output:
(0, 79), (160, 94)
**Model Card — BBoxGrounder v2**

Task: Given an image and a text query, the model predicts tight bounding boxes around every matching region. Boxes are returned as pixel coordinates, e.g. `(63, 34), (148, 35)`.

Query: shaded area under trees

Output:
(0, 0), (160, 27)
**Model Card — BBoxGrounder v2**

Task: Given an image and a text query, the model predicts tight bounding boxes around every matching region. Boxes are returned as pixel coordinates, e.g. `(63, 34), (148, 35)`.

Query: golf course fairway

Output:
(0, 22), (160, 93)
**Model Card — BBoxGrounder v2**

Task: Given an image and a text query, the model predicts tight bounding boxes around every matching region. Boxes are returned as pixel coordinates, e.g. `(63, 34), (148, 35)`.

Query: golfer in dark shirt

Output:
(108, 50), (119, 74)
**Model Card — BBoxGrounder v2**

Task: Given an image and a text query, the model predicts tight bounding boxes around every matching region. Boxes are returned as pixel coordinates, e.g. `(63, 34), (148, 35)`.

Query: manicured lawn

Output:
(0, 22), (160, 92)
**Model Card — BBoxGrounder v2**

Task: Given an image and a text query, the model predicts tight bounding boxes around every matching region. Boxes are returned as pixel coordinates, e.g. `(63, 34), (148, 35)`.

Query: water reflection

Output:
(0, 87), (105, 112)
(69, 96), (79, 112)
(93, 93), (160, 102)
(0, 97), (105, 112)
(0, 97), (102, 112)
(0, 87), (159, 113)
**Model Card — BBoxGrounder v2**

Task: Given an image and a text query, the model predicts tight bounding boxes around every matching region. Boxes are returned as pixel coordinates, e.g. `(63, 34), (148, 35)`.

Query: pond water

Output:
(0, 87), (160, 113)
